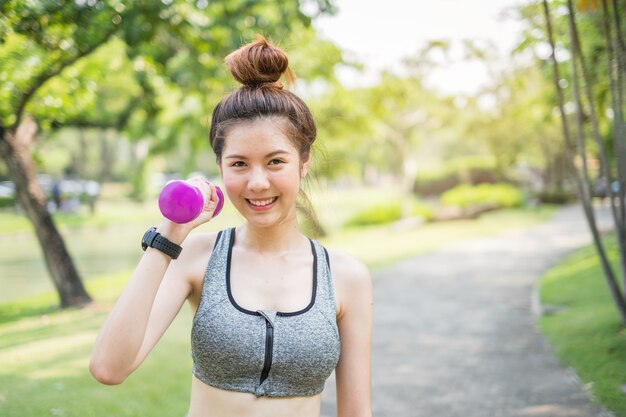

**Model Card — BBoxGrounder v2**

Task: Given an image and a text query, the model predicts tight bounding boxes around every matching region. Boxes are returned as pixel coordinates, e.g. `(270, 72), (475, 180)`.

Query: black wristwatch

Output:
(141, 227), (182, 259)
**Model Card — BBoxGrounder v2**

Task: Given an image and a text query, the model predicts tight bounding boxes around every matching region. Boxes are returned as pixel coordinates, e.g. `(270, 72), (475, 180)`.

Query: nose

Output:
(247, 166), (270, 193)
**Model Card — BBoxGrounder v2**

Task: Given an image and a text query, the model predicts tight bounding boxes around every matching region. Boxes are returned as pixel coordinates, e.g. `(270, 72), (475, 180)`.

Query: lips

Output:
(246, 197), (277, 208)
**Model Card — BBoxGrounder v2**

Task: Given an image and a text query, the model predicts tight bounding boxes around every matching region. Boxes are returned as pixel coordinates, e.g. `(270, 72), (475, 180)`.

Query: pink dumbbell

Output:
(158, 180), (225, 224)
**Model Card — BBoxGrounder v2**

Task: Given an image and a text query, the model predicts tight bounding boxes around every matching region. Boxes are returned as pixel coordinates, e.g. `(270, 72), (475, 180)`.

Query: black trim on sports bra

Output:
(225, 228), (318, 317)
(214, 230), (224, 249)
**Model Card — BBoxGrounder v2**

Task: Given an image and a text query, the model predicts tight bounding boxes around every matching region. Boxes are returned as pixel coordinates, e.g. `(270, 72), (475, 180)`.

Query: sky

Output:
(312, 0), (528, 95)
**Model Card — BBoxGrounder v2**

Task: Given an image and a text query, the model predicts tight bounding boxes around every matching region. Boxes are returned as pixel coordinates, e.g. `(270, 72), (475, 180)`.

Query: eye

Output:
(231, 161), (246, 167)
(268, 159), (285, 166)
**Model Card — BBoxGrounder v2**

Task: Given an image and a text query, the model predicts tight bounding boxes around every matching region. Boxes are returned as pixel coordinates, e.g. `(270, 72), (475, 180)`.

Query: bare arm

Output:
(331, 250), (373, 417)
(89, 180), (219, 385)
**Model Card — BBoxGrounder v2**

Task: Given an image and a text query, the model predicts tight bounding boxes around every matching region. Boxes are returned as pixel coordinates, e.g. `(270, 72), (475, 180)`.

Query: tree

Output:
(366, 72), (454, 217)
(0, 0), (336, 308)
(540, 0), (626, 323)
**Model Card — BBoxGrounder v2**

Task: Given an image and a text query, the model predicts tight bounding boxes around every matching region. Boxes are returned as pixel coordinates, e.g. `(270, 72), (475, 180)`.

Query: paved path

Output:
(321, 204), (616, 417)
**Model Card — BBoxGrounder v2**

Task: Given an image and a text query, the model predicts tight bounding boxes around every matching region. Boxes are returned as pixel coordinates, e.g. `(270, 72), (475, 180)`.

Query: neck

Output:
(237, 219), (308, 254)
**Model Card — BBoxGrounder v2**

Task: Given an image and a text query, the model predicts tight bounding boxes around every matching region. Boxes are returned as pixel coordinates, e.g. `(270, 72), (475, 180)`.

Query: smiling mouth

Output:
(246, 197), (277, 207)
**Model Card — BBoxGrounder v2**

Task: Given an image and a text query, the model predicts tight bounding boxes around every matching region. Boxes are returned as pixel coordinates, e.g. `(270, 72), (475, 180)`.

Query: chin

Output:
(246, 217), (283, 229)
(245, 212), (297, 230)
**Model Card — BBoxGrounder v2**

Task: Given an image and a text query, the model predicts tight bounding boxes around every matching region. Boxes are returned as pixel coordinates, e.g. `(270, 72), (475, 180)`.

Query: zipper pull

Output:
(257, 310), (276, 327)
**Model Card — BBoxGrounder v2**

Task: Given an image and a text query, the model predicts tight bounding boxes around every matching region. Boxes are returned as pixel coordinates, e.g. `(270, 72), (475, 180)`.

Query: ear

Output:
(300, 155), (311, 179)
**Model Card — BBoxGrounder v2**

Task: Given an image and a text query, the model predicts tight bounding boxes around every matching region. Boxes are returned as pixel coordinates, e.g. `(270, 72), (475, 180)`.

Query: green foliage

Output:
(29, 38), (140, 130)
(309, 83), (377, 179)
(411, 201), (436, 222)
(536, 188), (576, 205)
(539, 235), (626, 416)
(366, 72), (454, 179)
(414, 156), (500, 196)
(345, 203), (402, 227)
(414, 171), (459, 197)
(440, 183), (523, 209)
(1, 0), (342, 205)
(0, 0), (340, 137)
(0, 0), (135, 126)
(344, 199), (434, 227)
(310, 68), (457, 182)
(128, 157), (149, 202)
(0, 196), (15, 208)
(513, 0), (622, 185)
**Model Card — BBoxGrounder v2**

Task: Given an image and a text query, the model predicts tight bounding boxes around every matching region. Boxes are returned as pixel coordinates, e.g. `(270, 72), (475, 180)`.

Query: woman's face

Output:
(219, 117), (309, 229)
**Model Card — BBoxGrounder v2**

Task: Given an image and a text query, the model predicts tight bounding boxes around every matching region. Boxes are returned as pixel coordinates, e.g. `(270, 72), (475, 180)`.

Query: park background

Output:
(1, 0), (626, 416)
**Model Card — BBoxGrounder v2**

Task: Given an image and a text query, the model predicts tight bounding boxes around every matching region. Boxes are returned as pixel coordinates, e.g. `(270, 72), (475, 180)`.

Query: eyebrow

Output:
(224, 150), (291, 159)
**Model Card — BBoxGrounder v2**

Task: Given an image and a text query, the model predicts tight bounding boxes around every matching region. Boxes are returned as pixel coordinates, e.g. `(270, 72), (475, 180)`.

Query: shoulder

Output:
(324, 248), (372, 318)
(171, 230), (223, 278)
(176, 230), (225, 303)
(325, 248), (370, 284)
(180, 230), (224, 256)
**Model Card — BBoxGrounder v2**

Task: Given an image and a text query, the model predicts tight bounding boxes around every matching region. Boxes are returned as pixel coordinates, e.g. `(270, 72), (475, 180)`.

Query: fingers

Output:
(156, 176), (221, 240)
(204, 182), (218, 212)
(186, 176), (219, 220)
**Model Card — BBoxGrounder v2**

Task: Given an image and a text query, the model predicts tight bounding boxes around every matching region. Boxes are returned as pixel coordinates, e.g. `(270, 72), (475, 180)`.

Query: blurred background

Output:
(1, 0), (625, 416)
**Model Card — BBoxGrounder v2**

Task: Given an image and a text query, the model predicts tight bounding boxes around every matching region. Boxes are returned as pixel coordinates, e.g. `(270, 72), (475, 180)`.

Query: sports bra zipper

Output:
(260, 317), (274, 385)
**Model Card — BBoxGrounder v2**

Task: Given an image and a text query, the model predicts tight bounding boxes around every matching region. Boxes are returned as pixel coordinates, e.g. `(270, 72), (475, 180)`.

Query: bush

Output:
(411, 200), (436, 222)
(413, 170), (459, 196)
(414, 157), (502, 197)
(345, 200), (434, 227)
(440, 183), (523, 210)
(345, 203), (401, 227)
(536, 189), (575, 204)
(0, 196), (15, 208)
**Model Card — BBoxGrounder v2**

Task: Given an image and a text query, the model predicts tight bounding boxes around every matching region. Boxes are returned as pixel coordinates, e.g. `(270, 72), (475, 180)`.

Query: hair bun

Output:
(225, 37), (294, 87)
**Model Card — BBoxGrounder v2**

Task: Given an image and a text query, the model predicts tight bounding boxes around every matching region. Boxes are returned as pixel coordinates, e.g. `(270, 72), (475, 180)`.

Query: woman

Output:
(90, 37), (372, 417)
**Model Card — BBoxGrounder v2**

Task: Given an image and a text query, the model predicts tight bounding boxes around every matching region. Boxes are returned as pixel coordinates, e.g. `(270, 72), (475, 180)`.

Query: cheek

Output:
(275, 169), (302, 191)
(221, 174), (242, 198)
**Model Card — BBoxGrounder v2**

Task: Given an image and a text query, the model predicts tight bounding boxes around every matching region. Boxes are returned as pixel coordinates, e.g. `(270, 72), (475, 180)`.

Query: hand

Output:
(157, 176), (221, 243)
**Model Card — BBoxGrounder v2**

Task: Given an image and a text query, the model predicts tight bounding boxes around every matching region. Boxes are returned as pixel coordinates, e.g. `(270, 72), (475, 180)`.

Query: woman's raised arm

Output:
(90, 181), (220, 385)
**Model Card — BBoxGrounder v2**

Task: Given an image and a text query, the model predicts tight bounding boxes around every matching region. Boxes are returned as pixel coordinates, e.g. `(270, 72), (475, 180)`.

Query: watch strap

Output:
(142, 227), (182, 259)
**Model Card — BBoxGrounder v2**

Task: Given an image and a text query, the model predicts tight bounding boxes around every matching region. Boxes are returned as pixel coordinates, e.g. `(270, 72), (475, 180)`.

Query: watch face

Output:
(142, 227), (157, 251)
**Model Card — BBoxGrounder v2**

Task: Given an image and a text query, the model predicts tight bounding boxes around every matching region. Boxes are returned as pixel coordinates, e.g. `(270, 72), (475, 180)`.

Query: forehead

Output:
(223, 117), (298, 156)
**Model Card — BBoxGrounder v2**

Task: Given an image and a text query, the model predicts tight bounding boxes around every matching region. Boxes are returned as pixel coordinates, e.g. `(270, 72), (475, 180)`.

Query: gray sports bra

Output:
(191, 228), (341, 397)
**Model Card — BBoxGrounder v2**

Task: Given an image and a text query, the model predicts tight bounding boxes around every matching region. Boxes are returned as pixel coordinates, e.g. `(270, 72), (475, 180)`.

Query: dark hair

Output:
(209, 37), (325, 237)
(209, 37), (317, 164)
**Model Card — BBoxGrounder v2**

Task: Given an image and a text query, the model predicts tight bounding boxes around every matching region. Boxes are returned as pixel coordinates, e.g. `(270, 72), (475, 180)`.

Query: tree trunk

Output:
(77, 127), (88, 179)
(542, 0), (626, 323)
(601, 0), (626, 291)
(0, 117), (92, 308)
(99, 128), (113, 182)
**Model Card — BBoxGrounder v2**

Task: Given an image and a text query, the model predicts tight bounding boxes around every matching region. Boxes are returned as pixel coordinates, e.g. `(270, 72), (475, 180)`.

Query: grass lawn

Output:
(538, 234), (626, 417)
(0, 193), (557, 417)
(0, 273), (195, 417)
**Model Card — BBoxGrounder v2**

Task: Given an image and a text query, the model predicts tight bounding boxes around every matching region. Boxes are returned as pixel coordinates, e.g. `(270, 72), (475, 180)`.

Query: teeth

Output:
(249, 198), (276, 207)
